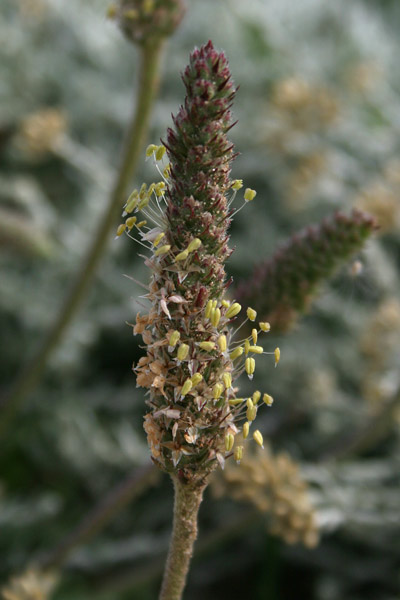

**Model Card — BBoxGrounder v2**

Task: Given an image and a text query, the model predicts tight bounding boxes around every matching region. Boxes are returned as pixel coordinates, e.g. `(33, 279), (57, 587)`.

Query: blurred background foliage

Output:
(1, 0), (399, 598)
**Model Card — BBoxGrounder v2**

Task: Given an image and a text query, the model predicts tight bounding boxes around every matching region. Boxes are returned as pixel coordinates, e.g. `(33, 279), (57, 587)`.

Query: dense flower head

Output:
(111, 0), (186, 46)
(118, 42), (277, 484)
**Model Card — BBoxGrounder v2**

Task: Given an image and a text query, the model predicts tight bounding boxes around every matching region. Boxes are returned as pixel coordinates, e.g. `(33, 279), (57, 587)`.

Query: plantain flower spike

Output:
(114, 0), (186, 46)
(133, 42), (278, 483)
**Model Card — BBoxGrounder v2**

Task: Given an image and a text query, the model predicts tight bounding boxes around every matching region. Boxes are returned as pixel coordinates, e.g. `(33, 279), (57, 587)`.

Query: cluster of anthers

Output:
(117, 143), (280, 479)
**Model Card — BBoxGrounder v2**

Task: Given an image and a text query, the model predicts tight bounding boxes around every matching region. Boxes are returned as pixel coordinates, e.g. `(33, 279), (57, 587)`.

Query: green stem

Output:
(159, 477), (206, 600)
(0, 41), (164, 436)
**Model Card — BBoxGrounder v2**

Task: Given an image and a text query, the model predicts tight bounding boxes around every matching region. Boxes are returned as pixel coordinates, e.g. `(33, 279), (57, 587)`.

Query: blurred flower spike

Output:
(117, 41), (279, 484)
(109, 0), (186, 46)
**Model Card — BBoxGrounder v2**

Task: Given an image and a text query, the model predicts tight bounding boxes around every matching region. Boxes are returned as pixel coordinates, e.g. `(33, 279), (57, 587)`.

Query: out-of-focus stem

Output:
(39, 463), (158, 571)
(0, 40), (164, 437)
(159, 478), (206, 600)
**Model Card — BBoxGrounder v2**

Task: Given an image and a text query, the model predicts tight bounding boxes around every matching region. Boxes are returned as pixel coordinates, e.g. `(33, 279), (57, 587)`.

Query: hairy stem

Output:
(0, 41), (164, 436)
(159, 477), (206, 600)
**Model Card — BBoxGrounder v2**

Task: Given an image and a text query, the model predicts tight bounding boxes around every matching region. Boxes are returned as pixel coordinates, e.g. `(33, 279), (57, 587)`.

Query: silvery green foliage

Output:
(0, 1), (399, 599)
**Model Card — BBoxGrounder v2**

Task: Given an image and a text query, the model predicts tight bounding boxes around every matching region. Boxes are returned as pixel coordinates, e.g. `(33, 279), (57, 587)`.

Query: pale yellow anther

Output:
(154, 244), (171, 257)
(251, 329), (258, 345)
(213, 383), (224, 399)
(249, 345), (263, 354)
(155, 182), (166, 197)
(139, 183), (147, 199)
(138, 196), (150, 210)
(124, 8), (138, 19)
(199, 341), (216, 352)
(175, 250), (189, 262)
(163, 164), (171, 178)
(230, 346), (244, 360)
(106, 4), (117, 19)
(252, 390), (261, 404)
(234, 445), (244, 462)
(116, 224), (126, 237)
(221, 300), (230, 308)
(211, 307), (221, 327)
(244, 339), (250, 355)
(136, 220), (147, 228)
(263, 393), (274, 406)
(225, 433), (234, 452)
(246, 399), (257, 422)
(247, 307), (257, 321)
(243, 421), (250, 439)
(187, 238), (202, 253)
(191, 373), (203, 387)
(232, 179), (243, 191)
(244, 188), (257, 202)
(228, 398), (245, 406)
(222, 372), (232, 389)
(253, 429), (264, 448)
(245, 357), (255, 379)
(274, 347), (281, 367)
(148, 183), (156, 195)
(155, 145), (166, 161)
(177, 343), (189, 361)
(125, 190), (139, 213)
(145, 144), (158, 157)
(168, 330), (180, 348)
(125, 216), (137, 230)
(205, 300), (213, 319)
(153, 232), (165, 247)
(259, 321), (271, 332)
(225, 302), (242, 319)
(212, 299), (218, 309)
(218, 335), (227, 353)
(181, 379), (193, 397)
